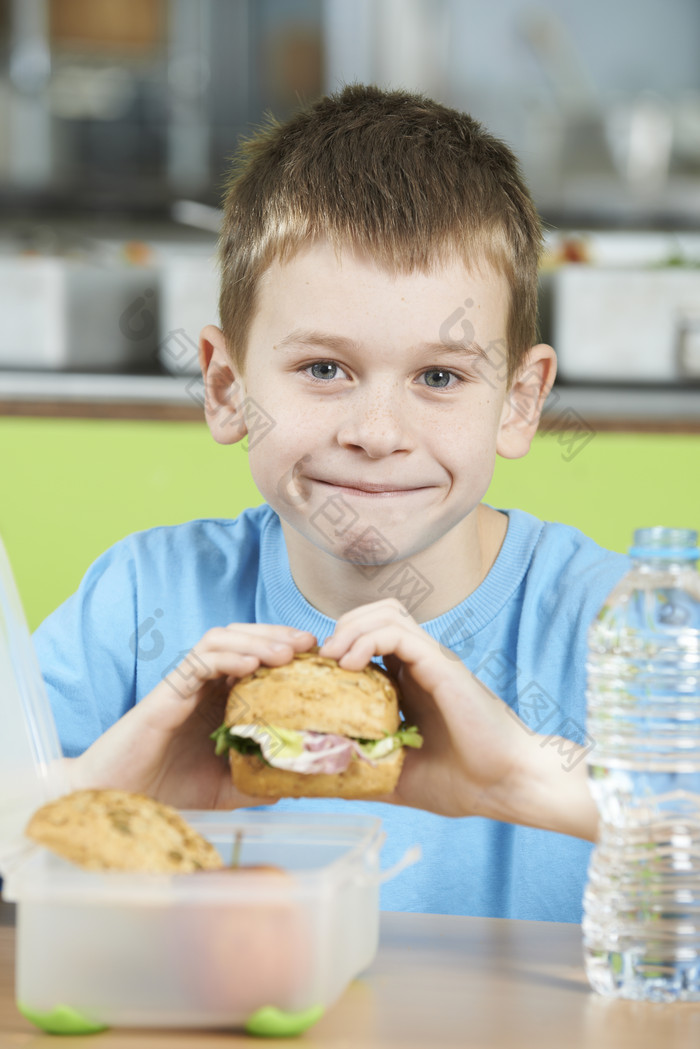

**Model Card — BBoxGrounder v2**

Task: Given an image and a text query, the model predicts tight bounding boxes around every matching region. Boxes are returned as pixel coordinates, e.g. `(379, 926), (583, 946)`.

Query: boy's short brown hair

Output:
(218, 83), (542, 386)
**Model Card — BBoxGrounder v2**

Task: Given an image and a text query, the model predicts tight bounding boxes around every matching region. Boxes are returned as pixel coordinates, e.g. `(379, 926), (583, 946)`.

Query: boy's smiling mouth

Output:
(313, 478), (432, 497)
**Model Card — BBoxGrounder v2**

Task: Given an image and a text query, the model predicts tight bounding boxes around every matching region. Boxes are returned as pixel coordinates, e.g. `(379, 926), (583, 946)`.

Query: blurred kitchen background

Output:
(0, 0), (700, 391)
(2, 0), (700, 631)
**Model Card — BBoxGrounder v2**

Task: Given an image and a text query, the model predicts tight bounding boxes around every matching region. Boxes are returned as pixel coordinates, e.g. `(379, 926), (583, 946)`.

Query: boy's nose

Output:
(336, 390), (411, 457)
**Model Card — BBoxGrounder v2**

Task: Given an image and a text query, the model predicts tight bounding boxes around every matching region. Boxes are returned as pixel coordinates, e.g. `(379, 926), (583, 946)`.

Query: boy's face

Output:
(204, 239), (542, 582)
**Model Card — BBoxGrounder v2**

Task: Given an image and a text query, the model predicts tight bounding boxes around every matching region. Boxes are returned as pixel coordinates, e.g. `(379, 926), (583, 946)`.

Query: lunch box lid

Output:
(0, 535), (69, 875)
(2, 809), (390, 904)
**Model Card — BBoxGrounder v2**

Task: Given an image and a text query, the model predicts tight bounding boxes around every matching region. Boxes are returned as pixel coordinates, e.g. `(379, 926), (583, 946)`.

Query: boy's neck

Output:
(279, 504), (508, 623)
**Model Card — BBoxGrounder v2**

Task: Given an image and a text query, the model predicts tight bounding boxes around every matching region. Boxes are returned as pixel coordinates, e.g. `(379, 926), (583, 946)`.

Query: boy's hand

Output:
(319, 599), (598, 840)
(66, 624), (317, 810)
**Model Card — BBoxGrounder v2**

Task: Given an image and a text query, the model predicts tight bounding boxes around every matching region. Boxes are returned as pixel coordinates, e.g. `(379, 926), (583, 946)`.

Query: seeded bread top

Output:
(224, 649), (400, 739)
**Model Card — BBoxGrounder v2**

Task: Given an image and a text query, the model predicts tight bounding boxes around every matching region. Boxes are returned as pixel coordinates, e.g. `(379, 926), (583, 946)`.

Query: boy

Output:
(34, 84), (629, 921)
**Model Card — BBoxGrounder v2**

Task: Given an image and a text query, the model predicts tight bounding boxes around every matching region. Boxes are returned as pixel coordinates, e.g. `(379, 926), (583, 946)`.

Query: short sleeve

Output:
(32, 539), (139, 757)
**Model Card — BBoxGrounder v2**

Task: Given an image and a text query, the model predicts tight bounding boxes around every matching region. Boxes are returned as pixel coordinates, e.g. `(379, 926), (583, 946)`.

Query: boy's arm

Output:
(55, 595), (598, 834)
(318, 597), (600, 840)
(478, 732), (598, 841)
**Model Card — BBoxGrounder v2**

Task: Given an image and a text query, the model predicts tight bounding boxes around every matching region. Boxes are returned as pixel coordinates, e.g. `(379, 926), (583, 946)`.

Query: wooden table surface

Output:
(2, 900), (700, 1048)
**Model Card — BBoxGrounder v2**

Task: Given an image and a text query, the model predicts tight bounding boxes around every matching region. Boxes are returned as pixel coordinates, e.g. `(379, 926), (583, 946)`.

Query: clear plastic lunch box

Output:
(0, 536), (419, 1037)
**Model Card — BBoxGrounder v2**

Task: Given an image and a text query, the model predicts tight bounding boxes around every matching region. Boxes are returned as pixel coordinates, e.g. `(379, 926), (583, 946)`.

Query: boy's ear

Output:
(495, 344), (557, 460)
(198, 324), (248, 446)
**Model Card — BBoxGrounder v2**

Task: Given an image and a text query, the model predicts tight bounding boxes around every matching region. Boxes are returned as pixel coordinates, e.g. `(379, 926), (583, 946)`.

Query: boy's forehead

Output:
(255, 240), (509, 322)
(242, 243), (512, 386)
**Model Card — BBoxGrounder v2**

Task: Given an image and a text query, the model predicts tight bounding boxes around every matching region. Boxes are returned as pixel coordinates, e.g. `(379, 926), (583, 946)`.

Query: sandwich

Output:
(211, 647), (422, 799)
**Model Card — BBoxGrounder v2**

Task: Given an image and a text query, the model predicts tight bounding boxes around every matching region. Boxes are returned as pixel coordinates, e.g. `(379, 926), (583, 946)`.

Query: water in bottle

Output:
(583, 526), (700, 1002)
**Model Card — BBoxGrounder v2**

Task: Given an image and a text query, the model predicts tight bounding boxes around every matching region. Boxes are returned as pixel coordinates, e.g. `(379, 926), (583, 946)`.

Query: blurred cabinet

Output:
(1, 0), (322, 206)
(49, 0), (164, 50)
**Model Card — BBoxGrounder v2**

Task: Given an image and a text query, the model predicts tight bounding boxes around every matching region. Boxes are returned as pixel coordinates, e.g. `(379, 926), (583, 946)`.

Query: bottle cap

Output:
(628, 526), (700, 561)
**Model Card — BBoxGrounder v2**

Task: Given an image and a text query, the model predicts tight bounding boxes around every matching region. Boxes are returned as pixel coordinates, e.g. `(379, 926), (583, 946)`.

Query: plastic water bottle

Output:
(583, 527), (700, 1002)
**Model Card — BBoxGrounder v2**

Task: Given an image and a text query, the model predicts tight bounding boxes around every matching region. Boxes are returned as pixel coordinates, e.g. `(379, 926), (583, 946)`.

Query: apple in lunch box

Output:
(172, 866), (313, 1017)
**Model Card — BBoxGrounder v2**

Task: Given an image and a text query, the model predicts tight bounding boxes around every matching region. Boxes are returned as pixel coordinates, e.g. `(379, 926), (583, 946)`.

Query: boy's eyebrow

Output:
(274, 328), (491, 361)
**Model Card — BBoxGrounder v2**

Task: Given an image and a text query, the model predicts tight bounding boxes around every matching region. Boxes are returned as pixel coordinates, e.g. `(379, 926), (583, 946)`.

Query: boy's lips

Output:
(312, 478), (432, 497)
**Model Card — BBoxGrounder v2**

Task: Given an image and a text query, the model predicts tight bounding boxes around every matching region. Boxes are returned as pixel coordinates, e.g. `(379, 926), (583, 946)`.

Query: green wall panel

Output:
(487, 429), (700, 554)
(1, 417), (698, 631)
(1, 418), (263, 631)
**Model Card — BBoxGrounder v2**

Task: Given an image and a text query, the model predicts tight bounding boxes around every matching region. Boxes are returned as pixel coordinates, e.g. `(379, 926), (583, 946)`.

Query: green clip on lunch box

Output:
(0, 535), (420, 1038)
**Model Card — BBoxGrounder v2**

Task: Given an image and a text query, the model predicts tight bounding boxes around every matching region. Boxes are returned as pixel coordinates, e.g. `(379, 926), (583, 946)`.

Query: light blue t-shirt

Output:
(33, 505), (629, 922)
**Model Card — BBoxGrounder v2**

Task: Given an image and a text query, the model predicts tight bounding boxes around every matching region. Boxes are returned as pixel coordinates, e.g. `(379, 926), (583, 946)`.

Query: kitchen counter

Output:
(1, 370), (700, 429)
(0, 371), (203, 421)
(2, 899), (700, 1047)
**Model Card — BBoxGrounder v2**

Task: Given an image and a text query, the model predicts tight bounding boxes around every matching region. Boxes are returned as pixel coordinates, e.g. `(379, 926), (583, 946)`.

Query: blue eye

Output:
(307, 361), (340, 381)
(422, 368), (459, 389)
(300, 360), (465, 390)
